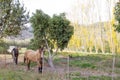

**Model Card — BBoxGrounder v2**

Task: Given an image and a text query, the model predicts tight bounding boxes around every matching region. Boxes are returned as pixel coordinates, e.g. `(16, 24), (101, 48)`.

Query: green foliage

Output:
(0, 39), (8, 54)
(114, 2), (120, 32)
(30, 10), (74, 51)
(0, 46), (6, 54)
(49, 13), (74, 50)
(0, 0), (29, 37)
(30, 10), (50, 49)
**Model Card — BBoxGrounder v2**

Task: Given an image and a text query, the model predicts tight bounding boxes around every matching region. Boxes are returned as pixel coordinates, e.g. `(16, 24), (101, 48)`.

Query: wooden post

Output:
(4, 51), (6, 67)
(67, 55), (69, 80)
(42, 51), (44, 74)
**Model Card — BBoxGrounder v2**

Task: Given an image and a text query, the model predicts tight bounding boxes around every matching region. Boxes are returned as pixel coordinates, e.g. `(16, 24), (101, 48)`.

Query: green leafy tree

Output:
(30, 10), (53, 68)
(49, 13), (74, 50)
(30, 10), (74, 68)
(114, 1), (120, 32)
(30, 10), (50, 49)
(0, 0), (29, 37)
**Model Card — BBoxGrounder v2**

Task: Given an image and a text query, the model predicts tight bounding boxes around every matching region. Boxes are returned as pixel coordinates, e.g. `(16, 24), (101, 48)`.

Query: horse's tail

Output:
(24, 56), (26, 63)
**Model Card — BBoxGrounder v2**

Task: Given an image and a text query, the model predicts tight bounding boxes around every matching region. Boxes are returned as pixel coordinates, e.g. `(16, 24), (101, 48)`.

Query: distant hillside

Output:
(20, 26), (33, 39)
(6, 21), (111, 41)
(6, 26), (33, 40)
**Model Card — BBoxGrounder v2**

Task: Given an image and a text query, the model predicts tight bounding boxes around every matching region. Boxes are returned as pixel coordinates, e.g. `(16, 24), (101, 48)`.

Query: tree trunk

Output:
(94, 26), (98, 53)
(101, 39), (105, 53)
(44, 37), (55, 69)
(106, 0), (116, 80)
(89, 47), (92, 53)
(48, 55), (54, 68)
(112, 54), (115, 80)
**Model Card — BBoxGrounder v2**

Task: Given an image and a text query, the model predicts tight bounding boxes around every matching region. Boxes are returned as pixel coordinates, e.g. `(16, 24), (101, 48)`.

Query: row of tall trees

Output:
(67, 22), (120, 53)
(67, 0), (120, 54)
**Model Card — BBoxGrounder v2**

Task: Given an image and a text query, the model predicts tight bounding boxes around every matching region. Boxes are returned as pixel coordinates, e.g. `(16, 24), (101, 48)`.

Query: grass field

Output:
(0, 68), (64, 80)
(54, 53), (120, 80)
(0, 52), (120, 80)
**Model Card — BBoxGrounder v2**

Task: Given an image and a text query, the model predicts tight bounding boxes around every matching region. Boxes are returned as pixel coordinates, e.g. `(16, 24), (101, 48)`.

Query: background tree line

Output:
(66, 0), (120, 54)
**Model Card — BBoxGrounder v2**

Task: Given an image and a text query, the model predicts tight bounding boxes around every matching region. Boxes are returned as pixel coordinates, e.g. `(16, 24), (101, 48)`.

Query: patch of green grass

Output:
(60, 52), (85, 57)
(0, 68), (65, 80)
(0, 69), (31, 80)
(71, 76), (120, 80)
(19, 62), (26, 65)
(80, 62), (96, 69)
(54, 53), (115, 70)
(69, 72), (120, 80)
(88, 76), (111, 80)
(19, 62), (37, 67)
(72, 77), (86, 80)
(69, 72), (81, 76)
(70, 60), (96, 69)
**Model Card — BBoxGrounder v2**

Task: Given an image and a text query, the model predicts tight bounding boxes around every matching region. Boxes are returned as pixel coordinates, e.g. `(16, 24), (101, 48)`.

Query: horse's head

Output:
(39, 47), (45, 55)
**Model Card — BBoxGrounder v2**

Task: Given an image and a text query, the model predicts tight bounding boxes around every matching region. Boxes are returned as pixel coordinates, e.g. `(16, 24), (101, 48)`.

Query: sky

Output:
(21, 0), (118, 24)
(21, 0), (75, 17)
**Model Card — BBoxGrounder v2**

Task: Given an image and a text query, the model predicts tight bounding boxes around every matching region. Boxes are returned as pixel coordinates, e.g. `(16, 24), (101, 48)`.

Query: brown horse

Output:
(11, 47), (19, 65)
(24, 48), (44, 73)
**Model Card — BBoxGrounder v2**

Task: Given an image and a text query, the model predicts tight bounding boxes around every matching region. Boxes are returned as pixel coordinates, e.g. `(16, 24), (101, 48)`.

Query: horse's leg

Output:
(40, 58), (43, 73)
(14, 55), (18, 65)
(27, 60), (30, 70)
(15, 57), (17, 65)
(24, 56), (26, 63)
(12, 53), (15, 64)
(16, 55), (18, 65)
(14, 56), (16, 65)
(38, 58), (43, 73)
(38, 64), (42, 73)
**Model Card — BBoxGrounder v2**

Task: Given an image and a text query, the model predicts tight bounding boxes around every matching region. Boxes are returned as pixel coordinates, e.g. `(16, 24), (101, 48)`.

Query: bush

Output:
(0, 40), (9, 54)
(0, 47), (7, 54)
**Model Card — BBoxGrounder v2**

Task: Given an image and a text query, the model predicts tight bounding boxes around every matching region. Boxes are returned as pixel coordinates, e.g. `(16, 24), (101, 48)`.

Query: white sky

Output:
(21, 0), (118, 24)
(22, 0), (75, 17)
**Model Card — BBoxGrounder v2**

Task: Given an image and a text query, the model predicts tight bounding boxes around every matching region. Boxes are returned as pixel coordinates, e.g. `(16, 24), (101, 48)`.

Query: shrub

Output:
(0, 40), (9, 54)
